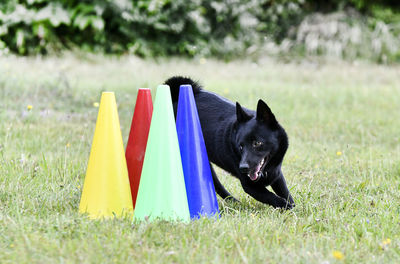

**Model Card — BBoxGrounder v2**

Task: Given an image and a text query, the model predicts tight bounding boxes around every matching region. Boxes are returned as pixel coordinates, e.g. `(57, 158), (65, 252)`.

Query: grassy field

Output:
(1, 55), (400, 263)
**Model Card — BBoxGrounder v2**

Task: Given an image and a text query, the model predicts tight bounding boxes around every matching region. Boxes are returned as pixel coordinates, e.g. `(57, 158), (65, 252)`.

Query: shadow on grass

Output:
(218, 197), (292, 217)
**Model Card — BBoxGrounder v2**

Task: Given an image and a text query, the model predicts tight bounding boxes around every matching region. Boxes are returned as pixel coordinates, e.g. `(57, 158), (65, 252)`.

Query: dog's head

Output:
(233, 100), (288, 182)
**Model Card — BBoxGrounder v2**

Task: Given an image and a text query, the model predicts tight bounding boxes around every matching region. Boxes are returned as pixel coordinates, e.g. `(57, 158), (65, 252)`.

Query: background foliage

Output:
(0, 0), (399, 61)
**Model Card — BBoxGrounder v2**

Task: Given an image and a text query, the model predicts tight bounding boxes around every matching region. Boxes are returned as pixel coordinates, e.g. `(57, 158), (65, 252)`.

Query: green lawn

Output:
(1, 55), (400, 263)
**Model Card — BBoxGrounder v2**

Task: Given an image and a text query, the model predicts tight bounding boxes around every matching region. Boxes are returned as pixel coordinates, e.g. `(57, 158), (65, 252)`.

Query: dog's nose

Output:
(239, 162), (250, 173)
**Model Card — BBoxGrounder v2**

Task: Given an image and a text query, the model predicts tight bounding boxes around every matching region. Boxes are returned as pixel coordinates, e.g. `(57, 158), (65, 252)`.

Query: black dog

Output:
(165, 76), (294, 209)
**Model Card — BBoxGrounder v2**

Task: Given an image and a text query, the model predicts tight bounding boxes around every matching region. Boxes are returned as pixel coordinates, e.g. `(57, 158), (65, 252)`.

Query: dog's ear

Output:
(236, 102), (252, 123)
(257, 99), (278, 128)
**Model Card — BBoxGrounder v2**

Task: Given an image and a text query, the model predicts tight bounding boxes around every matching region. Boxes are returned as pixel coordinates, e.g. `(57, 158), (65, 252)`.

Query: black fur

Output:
(165, 76), (294, 209)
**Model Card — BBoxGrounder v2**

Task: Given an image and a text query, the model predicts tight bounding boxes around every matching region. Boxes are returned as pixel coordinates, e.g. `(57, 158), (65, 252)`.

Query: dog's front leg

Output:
(271, 175), (295, 208)
(240, 180), (292, 209)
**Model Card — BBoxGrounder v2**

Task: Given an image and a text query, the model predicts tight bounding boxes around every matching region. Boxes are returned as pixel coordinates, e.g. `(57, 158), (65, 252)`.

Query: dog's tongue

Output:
(249, 172), (259, 181)
(249, 162), (263, 181)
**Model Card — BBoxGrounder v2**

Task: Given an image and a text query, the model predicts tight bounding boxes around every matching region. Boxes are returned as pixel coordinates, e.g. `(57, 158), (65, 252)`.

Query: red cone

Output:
(126, 88), (153, 208)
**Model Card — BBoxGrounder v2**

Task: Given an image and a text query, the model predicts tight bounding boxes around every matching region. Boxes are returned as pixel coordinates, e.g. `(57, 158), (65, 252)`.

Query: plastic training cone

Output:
(79, 92), (133, 219)
(176, 85), (219, 219)
(125, 88), (153, 208)
(134, 85), (190, 222)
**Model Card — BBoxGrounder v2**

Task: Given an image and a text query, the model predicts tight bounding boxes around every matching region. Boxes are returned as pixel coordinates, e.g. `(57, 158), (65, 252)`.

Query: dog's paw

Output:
(224, 196), (239, 203)
(274, 197), (294, 210)
(285, 201), (295, 210)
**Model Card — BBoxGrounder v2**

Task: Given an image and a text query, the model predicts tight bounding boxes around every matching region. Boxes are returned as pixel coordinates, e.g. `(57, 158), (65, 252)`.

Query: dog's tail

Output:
(164, 76), (202, 102)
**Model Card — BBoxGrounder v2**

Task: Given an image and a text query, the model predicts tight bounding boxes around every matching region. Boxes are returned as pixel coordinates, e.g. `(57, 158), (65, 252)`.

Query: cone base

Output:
(80, 208), (133, 220)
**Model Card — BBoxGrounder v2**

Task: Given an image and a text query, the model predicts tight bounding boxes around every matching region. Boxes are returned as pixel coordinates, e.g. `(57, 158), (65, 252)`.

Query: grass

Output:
(1, 55), (400, 263)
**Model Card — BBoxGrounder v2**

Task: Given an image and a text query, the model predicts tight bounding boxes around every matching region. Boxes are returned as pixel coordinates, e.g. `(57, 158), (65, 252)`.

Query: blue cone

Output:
(176, 85), (219, 219)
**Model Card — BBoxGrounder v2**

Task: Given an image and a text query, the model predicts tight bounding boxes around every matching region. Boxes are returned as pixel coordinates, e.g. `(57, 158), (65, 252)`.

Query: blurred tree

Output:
(0, 0), (399, 61)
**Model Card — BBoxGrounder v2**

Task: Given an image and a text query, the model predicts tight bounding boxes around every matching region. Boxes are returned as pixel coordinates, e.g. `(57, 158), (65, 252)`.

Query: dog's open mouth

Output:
(247, 155), (269, 182)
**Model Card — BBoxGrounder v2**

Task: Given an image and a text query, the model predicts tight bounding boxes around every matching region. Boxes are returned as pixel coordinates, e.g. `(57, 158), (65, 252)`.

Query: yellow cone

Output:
(79, 92), (133, 219)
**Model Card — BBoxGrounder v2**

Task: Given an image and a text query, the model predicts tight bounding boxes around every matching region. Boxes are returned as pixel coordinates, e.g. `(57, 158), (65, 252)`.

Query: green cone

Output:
(133, 85), (190, 222)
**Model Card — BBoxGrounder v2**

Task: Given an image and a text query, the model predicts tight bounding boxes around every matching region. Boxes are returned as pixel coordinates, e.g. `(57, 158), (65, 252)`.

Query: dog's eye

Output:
(252, 141), (263, 148)
(239, 144), (243, 151)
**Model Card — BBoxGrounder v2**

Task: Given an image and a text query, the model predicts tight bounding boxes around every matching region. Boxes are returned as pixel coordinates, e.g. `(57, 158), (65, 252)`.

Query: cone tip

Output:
(138, 88), (151, 91)
(157, 84), (170, 89)
(180, 84), (193, 89)
(101, 92), (115, 99)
